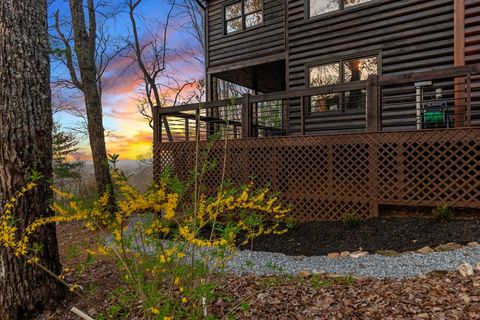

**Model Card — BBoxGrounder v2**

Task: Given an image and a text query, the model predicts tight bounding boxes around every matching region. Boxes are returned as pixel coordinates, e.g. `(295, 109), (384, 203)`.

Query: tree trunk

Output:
(69, 0), (115, 200)
(0, 1), (64, 319)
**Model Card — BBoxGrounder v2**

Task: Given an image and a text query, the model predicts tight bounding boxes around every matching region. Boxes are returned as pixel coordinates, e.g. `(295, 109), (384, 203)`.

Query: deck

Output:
(154, 65), (480, 221)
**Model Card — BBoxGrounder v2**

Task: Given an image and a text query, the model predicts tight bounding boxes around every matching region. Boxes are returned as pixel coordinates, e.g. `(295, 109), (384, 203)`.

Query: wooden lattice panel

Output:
(154, 128), (480, 222)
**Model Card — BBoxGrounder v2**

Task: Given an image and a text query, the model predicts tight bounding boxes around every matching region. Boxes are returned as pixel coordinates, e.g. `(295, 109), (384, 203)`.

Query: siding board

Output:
(205, 0), (478, 132)
(287, 0), (456, 134)
(207, 0), (286, 68)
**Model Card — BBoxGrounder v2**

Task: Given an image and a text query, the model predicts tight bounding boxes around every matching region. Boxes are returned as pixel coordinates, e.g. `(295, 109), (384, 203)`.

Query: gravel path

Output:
(113, 216), (480, 279)
(226, 247), (480, 279)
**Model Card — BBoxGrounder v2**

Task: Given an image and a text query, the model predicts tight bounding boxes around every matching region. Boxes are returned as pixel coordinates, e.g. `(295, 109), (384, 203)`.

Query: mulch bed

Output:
(242, 217), (480, 256)
(213, 273), (480, 319)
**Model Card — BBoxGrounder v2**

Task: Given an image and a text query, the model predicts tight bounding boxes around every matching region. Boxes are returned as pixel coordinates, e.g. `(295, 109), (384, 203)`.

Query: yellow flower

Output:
(150, 307), (160, 315)
(27, 257), (39, 264)
(97, 246), (108, 255)
(181, 297), (187, 304)
(69, 283), (79, 292)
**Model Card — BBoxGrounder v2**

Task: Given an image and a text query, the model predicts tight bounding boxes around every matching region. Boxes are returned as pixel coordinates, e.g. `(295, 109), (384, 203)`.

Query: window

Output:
(225, 3), (242, 33)
(309, 56), (378, 112)
(309, 0), (372, 18)
(225, 0), (263, 34)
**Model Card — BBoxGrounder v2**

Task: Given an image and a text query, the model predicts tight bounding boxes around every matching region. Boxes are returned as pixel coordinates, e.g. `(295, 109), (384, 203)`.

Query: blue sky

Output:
(49, 0), (204, 159)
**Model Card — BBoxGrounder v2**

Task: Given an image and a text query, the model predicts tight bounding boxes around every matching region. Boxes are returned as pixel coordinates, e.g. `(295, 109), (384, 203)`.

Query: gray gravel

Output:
(225, 247), (480, 279)
(110, 215), (480, 279)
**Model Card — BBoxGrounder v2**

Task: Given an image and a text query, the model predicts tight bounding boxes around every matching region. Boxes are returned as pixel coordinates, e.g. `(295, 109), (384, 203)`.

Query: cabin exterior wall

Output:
(287, 0), (456, 134)
(205, 0), (480, 133)
(207, 0), (286, 70)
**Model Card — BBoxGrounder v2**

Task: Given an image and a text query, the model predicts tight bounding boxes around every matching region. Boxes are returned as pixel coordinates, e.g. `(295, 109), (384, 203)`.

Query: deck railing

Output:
(154, 64), (480, 144)
(153, 64), (480, 221)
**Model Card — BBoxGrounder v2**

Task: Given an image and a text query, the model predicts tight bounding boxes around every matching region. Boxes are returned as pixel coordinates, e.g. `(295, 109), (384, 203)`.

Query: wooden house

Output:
(154, 0), (480, 221)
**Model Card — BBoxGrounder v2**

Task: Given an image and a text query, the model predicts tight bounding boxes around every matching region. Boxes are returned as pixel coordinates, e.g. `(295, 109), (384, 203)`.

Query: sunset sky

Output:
(49, 0), (204, 160)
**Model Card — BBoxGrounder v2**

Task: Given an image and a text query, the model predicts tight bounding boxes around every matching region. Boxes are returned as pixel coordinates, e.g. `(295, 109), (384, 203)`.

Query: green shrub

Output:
(433, 203), (453, 222)
(342, 211), (360, 228)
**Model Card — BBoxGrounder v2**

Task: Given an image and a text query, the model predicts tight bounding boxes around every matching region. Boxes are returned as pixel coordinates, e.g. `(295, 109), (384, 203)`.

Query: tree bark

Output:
(69, 0), (115, 200)
(0, 1), (64, 319)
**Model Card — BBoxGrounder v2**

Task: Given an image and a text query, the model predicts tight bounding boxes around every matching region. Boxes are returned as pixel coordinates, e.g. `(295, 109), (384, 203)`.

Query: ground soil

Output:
(242, 217), (480, 256)
(39, 220), (480, 319)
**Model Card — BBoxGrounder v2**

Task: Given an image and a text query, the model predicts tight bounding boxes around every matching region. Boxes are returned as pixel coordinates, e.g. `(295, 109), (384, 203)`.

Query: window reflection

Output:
(310, 0), (339, 17)
(311, 94), (340, 112)
(227, 18), (242, 33)
(344, 57), (377, 82)
(309, 56), (377, 112)
(225, 0), (262, 34)
(310, 0), (372, 18)
(343, 57), (376, 110)
(343, 0), (371, 8)
(309, 63), (340, 87)
(246, 12), (263, 28)
(245, 0), (262, 14)
(225, 2), (241, 20)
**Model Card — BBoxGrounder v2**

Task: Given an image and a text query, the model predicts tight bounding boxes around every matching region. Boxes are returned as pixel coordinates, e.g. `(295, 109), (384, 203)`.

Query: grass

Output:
(310, 274), (355, 289)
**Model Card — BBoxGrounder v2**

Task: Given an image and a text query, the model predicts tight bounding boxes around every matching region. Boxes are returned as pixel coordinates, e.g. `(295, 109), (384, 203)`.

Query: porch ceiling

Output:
(212, 59), (286, 93)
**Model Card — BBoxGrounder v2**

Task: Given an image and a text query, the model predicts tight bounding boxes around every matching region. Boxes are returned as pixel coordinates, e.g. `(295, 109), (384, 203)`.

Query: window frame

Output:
(223, 0), (264, 36)
(306, 53), (381, 114)
(305, 0), (375, 21)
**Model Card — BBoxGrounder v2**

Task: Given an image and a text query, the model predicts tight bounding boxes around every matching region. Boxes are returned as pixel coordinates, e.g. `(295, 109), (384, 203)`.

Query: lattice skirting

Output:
(154, 128), (480, 222)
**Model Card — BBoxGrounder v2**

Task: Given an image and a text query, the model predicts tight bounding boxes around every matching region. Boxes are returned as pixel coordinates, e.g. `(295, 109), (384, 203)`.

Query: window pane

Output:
(344, 90), (366, 109)
(226, 18), (242, 33)
(310, 0), (339, 17)
(343, 57), (377, 82)
(225, 2), (241, 20)
(245, 12), (263, 28)
(244, 0), (262, 14)
(311, 94), (340, 112)
(309, 63), (340, 87)
(344, 0), (372, 8)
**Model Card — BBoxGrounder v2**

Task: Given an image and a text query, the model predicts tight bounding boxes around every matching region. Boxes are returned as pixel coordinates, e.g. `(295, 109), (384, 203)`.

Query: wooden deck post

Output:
(241, 93), (252, 138)
(300, 96), (305, 135)
(153, 106), (161, 145)
(366, 75), (380, 132)
(466, 71), (472, 127)
(454, 0), (466, 127)
(152, 106), (161, 182)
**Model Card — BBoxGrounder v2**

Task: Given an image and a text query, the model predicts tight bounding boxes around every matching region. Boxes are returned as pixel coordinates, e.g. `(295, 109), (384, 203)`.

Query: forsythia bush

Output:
(0, 167), (290, 319)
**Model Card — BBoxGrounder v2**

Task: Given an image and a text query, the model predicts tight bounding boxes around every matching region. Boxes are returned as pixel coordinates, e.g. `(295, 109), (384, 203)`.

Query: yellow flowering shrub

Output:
(0, 162), (292, 319)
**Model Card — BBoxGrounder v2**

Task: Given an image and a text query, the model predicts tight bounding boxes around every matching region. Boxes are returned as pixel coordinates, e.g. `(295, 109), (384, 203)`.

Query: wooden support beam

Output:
(153, 106), (161, 145)
(366, 75), (380, 132)
(366, 75), (382, 132)
(300, 96), (305, 135)
(454, 0), (466, 67)
(466, 72), (472, 127)
(241, 93), (252, 138)
(454, 0), (466, 127)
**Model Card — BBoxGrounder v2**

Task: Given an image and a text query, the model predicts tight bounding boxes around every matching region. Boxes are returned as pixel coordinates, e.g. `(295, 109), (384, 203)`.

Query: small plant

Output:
(310, 274), (355, 289)
(342, 211), (360, 228)
(285, 216), (298, 230)
(66, 244), (80, 260)
(310, 274), (334, 289)
(265, 261), (284, 274)
(244, 259), (254, 270)
(433, 203), (453, 222)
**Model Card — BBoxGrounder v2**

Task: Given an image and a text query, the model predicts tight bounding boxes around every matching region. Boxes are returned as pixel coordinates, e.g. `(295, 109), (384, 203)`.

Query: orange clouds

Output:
(107, 130), (153, 160)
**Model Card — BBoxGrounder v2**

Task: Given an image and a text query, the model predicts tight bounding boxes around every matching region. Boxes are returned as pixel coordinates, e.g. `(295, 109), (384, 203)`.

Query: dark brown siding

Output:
(207, 0), (286, 69)
(466, 0), (480, 65)
(287, 0), (455, 134)
(466, 0), (480, 125)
